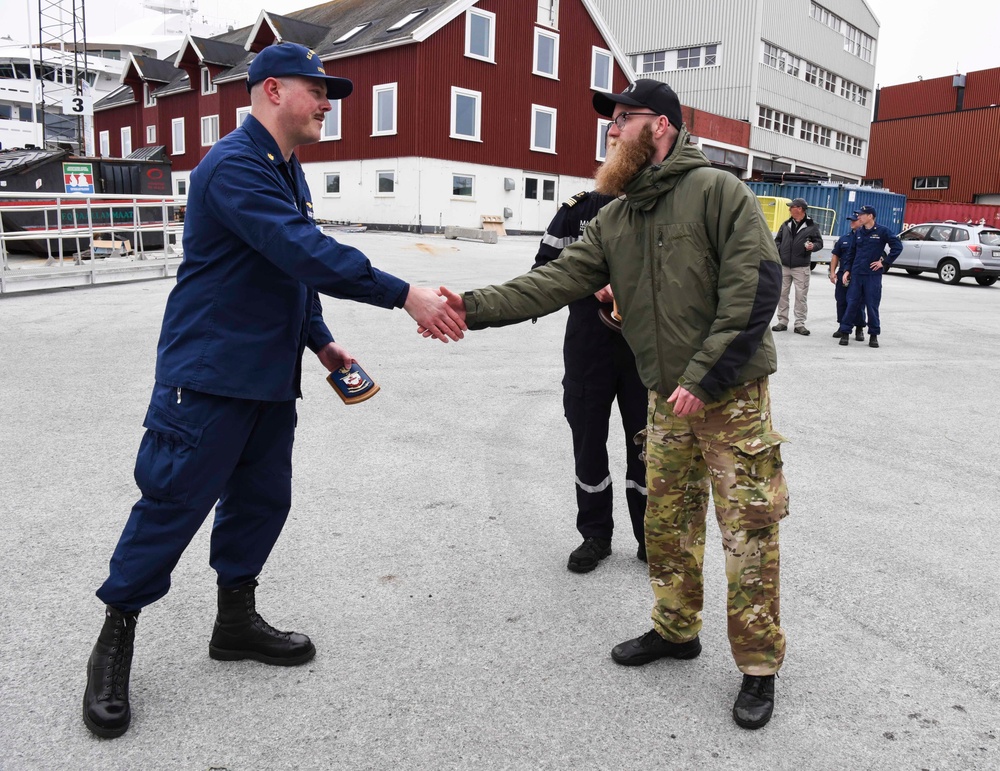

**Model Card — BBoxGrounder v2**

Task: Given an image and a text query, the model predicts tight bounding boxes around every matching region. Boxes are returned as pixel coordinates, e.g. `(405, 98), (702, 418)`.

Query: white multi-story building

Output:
(592, 0), (879, 182)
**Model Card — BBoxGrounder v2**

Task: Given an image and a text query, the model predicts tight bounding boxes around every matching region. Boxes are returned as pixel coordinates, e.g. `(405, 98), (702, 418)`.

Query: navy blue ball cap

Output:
(858, 205), (877, 217)
(593, 78), (683, 130)
(247, 42), (353, 99)
(847, 211), (859, 221)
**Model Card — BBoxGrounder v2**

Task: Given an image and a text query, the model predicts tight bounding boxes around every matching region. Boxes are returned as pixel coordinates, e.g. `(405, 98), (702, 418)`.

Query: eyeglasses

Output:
(611, 111), (660, 130)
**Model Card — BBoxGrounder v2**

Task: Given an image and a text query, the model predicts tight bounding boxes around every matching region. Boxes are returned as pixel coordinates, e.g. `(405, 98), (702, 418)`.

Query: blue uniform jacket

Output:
(843, 224), (903, 276)
(155, 115), (409, 401)
(831, 232), (854, 274)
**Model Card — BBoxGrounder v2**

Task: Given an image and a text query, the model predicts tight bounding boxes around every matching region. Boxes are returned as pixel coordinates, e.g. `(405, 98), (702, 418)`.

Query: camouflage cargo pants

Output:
(642, 377), (788, 675)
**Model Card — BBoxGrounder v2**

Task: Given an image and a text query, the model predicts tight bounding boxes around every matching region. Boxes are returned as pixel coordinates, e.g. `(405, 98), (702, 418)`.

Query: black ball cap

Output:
(593, 78), (683, 129)
(247, 42), (353, 100)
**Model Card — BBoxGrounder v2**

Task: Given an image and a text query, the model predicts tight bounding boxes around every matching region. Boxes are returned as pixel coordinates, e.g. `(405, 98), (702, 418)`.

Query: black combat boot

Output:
(732, 673), (776, 729)
(209, 581), (316, 666)
(83, 606), (139, 738)
(611, 629), (702, 666)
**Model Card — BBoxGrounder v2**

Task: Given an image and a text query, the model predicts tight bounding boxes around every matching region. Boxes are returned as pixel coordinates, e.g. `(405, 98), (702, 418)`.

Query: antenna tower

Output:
(37, 0), (89, 151)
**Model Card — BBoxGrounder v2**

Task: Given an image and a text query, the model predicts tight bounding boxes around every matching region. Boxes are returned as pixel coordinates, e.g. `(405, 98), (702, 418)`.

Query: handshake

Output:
(404, 285), (468, 343)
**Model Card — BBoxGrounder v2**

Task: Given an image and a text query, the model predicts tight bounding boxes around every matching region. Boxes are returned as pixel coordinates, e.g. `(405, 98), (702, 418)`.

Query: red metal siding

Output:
(876, 75), (959, 120)
(297, 44), (422, 165)
(218, 80), (251, 136)
(94, 101), (141, 156)
(867, 109), (1000, 203)
(684, 107), (749, 148)
(904, 201), (1000, 228)
(964, 66), (1000, 109)
(404, 0), (630, 177)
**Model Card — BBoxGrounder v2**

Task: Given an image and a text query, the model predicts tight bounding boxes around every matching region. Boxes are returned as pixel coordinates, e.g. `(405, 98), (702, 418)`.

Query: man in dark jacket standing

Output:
(534, 191), (648, 574)
(432, 79), (789, 730)
(837, 205), (903, 348)
(771, 198), (823, 336)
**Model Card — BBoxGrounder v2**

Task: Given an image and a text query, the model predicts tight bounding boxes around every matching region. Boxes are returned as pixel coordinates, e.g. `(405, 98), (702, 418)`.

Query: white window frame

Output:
(465, 8), (496, 63)
(322, 100), (342, 141)
(596, 118), (610, 162)
(98, 130), (110, 157)
(537, 0), (559, 29)
(530, 104), (557, 154)
(323, 171), (341, 196)
(236, 106), (250, 128)
(175, 178), (187, 196)
(372, 83), (397, 137)
(533, 28), (559, 79)
(200, 114), (219, 147)
(143, 83), (155, 107)
(591, 47), (613, 91)
(451, 173), (475, 199)
(145, 125), (156, 143)
(450, 87), (482, 142)
(375, 170), (396, 196)
(171, 117), (185, 155)
(120, 126), (132, 157)
(200, 67), (216, 95)
(637, 50), (666, 74)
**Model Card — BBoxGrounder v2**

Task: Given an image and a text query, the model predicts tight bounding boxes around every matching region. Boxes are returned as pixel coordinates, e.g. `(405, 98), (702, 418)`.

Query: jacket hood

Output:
(622, 127), (711, 211)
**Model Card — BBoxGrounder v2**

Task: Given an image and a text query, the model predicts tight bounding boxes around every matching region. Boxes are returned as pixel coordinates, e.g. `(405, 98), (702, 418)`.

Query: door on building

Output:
(521, 173), (558, 232)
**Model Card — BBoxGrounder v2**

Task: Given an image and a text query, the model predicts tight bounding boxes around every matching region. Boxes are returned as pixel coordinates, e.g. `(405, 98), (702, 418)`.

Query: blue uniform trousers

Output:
(563, 325), (648, 545)
(835, 271), (866, 328)
(97, 383), (296, 612)
(839, 274), (883, 336)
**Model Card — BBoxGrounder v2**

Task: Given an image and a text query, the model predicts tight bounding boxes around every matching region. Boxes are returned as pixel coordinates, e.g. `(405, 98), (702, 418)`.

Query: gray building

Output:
(592, 0), (879, 182)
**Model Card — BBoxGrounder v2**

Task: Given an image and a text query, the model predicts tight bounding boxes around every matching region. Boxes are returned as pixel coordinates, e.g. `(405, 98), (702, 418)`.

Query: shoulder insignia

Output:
(563, 191), (588, 208)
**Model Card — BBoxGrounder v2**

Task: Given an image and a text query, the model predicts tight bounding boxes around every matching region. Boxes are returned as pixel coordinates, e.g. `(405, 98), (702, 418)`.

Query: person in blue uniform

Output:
(836, 205), (902, 349)
(534, 191), (648, 573)
(829, 212), (866, 340)
(82, 42), (466, 739)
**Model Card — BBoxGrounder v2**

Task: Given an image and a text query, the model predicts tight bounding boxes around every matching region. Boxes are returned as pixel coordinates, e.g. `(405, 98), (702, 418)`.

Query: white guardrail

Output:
(0, 192), (186, 294)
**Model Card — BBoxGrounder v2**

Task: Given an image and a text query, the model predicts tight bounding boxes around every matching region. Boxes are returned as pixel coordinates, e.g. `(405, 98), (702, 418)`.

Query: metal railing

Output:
(0, 192), (186, 294)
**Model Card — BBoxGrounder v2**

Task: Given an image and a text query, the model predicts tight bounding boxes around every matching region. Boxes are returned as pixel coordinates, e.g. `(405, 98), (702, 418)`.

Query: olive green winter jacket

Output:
(464, 128), (782, 404)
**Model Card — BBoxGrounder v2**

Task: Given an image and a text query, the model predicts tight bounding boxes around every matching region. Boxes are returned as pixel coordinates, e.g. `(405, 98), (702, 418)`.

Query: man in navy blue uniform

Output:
(836, 205), (902, 348)
(829, 212), (866, 341)
(534, 191), (648, 574)
(82, 42), (465, 739)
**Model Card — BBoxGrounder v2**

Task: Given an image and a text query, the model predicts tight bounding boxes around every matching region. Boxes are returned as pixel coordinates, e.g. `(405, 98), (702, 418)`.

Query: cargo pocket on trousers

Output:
(729, 430), (789, 530)
(133, 405), (205, 504)
(633, 427), (648, 464)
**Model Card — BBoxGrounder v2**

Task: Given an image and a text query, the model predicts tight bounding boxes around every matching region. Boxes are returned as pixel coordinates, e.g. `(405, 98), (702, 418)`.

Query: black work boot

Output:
(83, 606), (139, 738)
(855, 327), (865, 341)
(869, 335), (879, 348)
(732, 674), (776, 729)
(611, 629), (701, 666)
(209, 581), (316, 666)
(567, 537), (612, 573)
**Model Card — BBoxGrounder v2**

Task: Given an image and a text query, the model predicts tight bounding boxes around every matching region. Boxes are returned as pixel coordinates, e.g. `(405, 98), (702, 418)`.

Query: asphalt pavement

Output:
(1, 232), (998, 770)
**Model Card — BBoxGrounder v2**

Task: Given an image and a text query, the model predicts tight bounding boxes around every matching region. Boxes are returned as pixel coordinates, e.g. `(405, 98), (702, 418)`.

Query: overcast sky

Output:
(6, 0), (999, 89)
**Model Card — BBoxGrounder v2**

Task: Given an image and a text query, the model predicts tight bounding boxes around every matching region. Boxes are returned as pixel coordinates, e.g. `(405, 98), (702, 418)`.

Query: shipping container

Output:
(903, 200), (1000, 229)
(747, 182), (907, 235)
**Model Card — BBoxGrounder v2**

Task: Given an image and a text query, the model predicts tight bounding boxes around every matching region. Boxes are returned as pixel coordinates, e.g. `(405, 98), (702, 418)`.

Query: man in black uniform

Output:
(534, 191), (648, 573)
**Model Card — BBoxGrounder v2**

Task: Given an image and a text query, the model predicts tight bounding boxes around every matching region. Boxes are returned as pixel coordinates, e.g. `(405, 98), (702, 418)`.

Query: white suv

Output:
(892, 222), (1000, 285)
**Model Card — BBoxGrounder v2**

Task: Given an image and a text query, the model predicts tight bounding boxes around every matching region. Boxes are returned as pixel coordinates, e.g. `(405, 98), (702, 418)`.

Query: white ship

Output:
(0, 0), (234, 152)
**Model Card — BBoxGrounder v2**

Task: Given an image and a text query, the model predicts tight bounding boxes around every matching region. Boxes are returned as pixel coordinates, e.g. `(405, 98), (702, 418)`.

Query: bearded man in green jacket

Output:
(434, 79), (789, 729)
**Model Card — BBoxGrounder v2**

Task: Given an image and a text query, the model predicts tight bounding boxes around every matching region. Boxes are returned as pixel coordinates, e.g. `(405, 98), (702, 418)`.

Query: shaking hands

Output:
(405, 285), (467, 343)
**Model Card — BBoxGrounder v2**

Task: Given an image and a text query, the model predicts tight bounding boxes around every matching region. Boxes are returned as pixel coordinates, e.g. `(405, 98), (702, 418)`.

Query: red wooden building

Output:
(94, 0), (752, 233)
(866, 66), (1000, 208)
